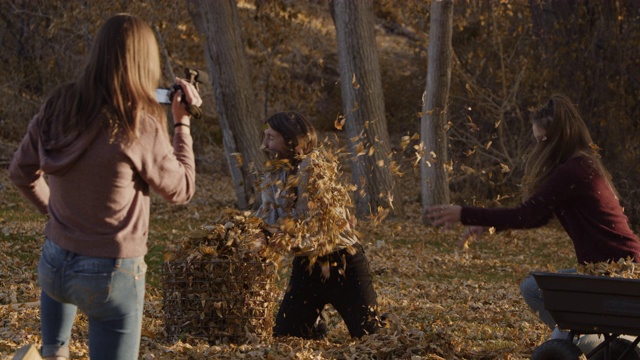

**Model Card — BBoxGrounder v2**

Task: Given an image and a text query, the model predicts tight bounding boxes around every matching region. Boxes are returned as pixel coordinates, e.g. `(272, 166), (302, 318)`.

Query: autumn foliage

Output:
(3, 1), (640, 358)
(3, 1), (640, 226)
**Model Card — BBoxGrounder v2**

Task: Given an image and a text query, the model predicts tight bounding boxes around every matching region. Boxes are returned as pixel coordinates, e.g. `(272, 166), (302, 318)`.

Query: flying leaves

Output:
(334, 115), (346, 130)
(257, 145), (360, 271)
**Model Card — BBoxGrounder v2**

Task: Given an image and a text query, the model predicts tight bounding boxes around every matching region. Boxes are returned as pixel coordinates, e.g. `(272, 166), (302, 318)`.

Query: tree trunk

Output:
(421, 0), (453, 221)
(189, 0), (265, 210)
(332, 0), (403, 219)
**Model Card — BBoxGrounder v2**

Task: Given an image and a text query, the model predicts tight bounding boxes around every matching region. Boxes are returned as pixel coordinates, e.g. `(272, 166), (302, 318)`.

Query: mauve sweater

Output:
(461, 155), (640, 264)
(9, 110), (195, 258)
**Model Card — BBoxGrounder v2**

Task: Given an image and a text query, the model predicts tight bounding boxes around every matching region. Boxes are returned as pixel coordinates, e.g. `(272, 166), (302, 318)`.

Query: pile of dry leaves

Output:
(577, 257), (640, 278)
(162, 210), (278, 345)
(165, 209), (270, 264)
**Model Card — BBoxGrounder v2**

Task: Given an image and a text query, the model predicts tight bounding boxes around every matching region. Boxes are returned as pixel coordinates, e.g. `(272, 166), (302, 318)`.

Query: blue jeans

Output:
(520, 268), (576, 330)
(38, 239), (146, 360)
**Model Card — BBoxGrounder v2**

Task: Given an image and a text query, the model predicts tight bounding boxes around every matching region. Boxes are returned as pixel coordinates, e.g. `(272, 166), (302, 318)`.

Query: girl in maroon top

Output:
(426, 95), (640, 341)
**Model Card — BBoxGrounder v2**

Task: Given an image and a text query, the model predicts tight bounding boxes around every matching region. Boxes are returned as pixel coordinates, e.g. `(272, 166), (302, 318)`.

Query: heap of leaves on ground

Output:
(165, 209), (270, 264)
(162, 209), (279, 345)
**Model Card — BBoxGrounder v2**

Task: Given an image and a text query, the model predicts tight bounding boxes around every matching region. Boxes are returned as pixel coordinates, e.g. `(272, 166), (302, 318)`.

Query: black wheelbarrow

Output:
(531, 272), (640, 360)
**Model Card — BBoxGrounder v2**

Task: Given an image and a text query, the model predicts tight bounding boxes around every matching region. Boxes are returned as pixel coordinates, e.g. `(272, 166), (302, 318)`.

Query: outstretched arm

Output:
(424, 204), (462, 228)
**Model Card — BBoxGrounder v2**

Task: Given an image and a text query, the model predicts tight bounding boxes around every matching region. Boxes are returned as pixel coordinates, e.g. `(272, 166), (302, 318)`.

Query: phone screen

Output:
(155, 88), (172, 104)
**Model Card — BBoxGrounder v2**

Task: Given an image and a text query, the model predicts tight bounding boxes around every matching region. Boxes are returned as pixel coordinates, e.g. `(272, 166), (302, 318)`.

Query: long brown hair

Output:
(263, 111), (318, 163)
(40, 14), (165, 143)
(523, 94), (616, 198)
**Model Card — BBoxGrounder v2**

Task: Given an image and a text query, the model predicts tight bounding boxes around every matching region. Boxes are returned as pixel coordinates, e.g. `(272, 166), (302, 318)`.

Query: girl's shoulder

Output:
(566, 154), (597, 171)
(260, 160), (290, 185)
(136, 113), (165, 133)
(556, 154), (601, 181)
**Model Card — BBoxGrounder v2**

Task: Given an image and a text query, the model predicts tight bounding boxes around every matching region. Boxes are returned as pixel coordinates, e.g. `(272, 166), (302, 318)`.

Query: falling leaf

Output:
(230, 152), (243, 167)
(389, 161), (403, 176)
(460, 165), (476, 174)
(466, 116), (479, 132)
(351, 73), (360, 89)
(320, 261), (330, 279)
(400, 136), (411, 150)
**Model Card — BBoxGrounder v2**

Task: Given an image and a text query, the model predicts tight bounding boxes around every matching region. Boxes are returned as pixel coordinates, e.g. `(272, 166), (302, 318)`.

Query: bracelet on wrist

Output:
(174, 122), (190, 128)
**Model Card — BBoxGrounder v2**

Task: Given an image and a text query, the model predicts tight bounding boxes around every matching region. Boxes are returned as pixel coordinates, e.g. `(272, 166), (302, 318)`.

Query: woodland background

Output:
(1, 0), (640, 359)
(2, 0), (640, 223)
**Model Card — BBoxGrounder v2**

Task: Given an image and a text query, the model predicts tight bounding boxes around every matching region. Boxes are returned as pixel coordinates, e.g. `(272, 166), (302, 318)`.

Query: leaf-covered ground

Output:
(0, 146), (578, 359)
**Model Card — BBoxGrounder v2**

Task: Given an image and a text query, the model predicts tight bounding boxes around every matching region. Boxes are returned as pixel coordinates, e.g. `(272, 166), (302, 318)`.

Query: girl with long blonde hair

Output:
(10, 14), (202, 360)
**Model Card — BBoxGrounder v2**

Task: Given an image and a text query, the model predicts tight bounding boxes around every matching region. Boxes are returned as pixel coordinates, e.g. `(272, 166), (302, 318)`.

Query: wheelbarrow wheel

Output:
(591, 338), (640, 360)
(531, 339), (587, 360)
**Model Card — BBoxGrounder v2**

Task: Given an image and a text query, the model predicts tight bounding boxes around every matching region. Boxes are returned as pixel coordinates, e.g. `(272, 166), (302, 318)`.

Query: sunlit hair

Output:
(523, 94), (617, 198)
(40, 14), (165, 143)
(263, 111), (318, 162)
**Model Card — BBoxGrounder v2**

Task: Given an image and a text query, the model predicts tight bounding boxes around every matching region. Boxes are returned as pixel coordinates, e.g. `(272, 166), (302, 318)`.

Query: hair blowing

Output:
(523, 94), (617, 199)
(39, 14), (165, 143)
(264, 111), (318, 162)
